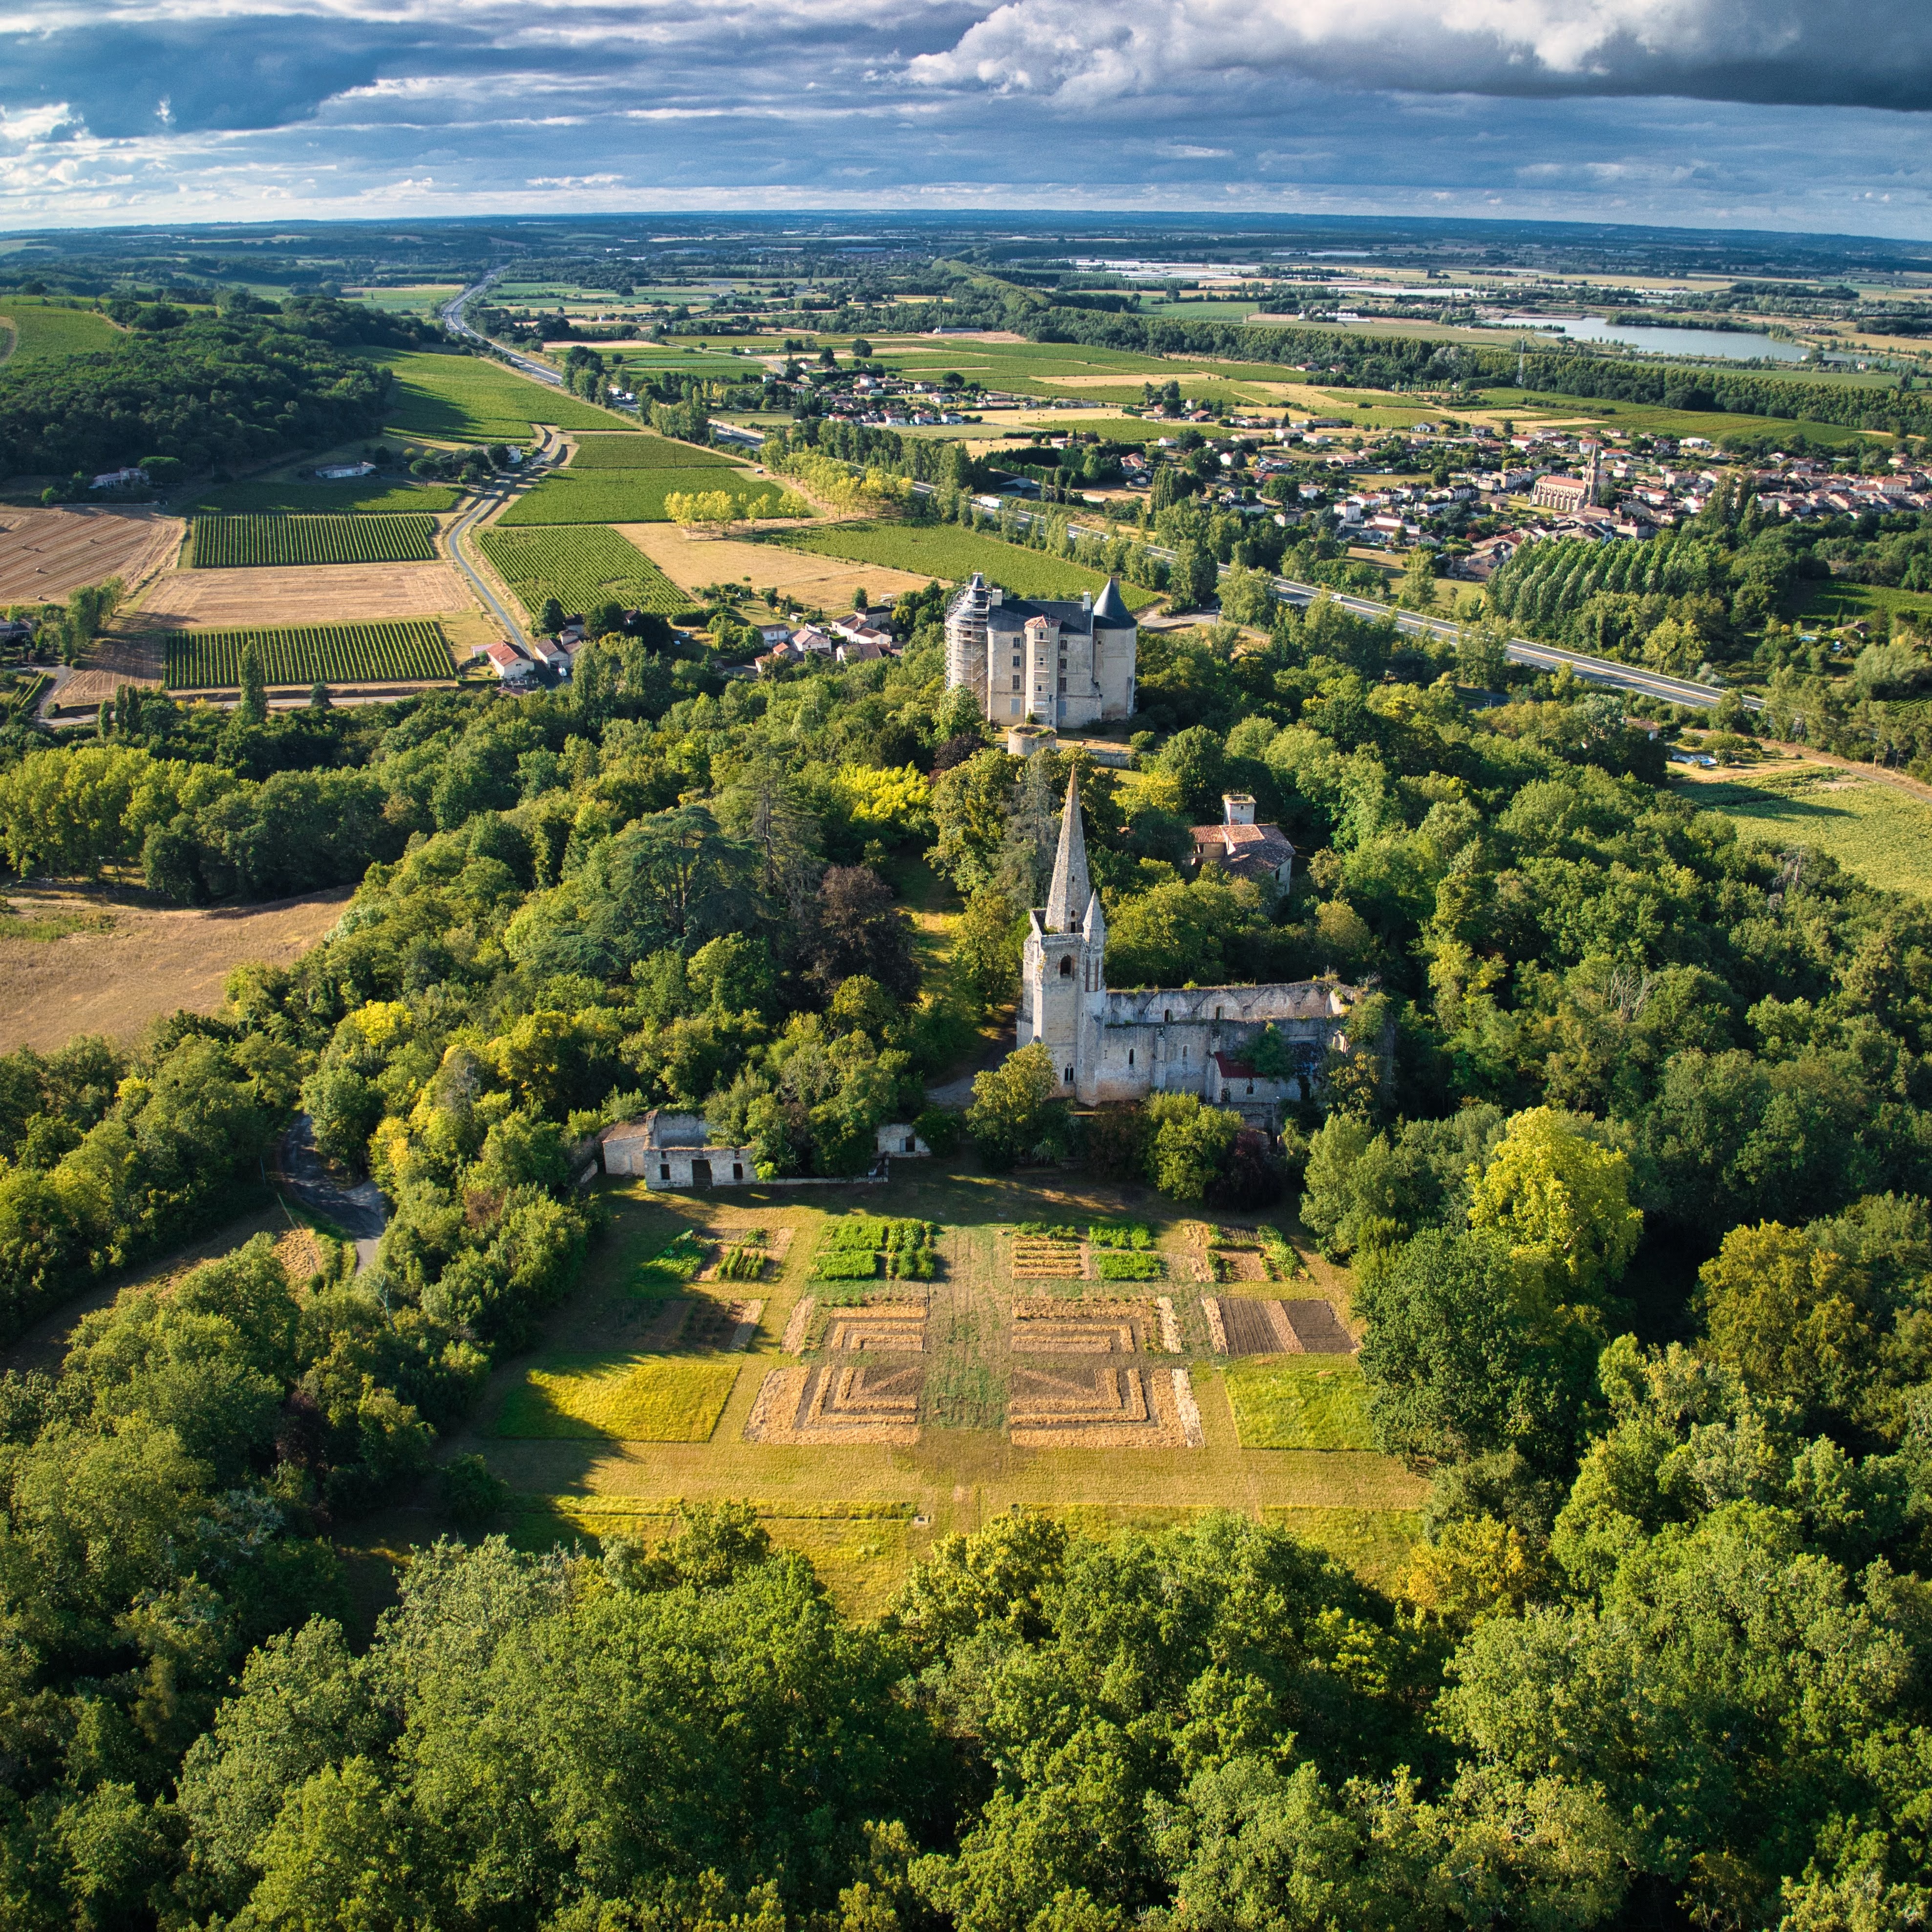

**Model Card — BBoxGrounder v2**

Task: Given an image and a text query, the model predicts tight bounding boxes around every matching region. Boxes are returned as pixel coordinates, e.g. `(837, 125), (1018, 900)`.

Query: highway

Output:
(443, 430), (567, 650)
(439, 272), (570, 389)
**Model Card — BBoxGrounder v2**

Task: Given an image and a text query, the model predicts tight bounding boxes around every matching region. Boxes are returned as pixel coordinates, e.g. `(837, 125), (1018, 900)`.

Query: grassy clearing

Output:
(775, 522), (1161, 608)
(569, 433), (743, 471)
(379, 351), (633, 441)
(163, 620), (455, 689)
(187, 481), (461, 516)
(1795, 581), (1932, 627)
(1224, 1357), (1375, 1450)
(495, 1355), (740, 1441)
(190, 514), (437, 569)
(1686, 766), (1932, 898)
(1259, 1507), (1426, 1591)
(476, 524), (691, 618)
(498, 468), (779, 527)
(0, 300), (120, 368)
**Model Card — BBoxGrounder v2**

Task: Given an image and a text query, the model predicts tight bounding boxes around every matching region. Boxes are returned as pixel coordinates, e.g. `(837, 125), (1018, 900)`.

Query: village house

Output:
(1189, 795), (1295, 889)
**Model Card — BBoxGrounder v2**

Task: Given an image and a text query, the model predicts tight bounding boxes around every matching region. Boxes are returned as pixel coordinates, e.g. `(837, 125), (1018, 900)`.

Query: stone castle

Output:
(945, 572), (1137, 728)
(1015, 776), (1362, 1125)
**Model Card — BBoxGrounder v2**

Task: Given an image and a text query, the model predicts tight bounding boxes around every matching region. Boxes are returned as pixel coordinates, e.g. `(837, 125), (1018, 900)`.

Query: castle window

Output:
(1128, 1049), (1134, 1067)
(1064, 1066), (1074, 1084)
(1215, 1006), (1224, 1020)
(1245, 1080), (1253, 1095)
(1059, 956), (1073, 977)
(1164, 1008), (1172, 1023)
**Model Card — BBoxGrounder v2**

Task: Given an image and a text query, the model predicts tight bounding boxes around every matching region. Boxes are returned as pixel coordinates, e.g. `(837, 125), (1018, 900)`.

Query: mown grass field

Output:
(496, 1356), (740, 1441)
(569, 433), (744, 471)
(378, 351), (634, 441)
(0, 300), (121, 368)
(775, 522), (1162, 607)
(498, 468), (783, 527)
(163, 619), (456, 689)
(190, 513), (438, 569)
(477, 523), (691, 617)
(1686, 765), (1932, 898)
(187, 481), (462, 517)
(1223, 1357), (1376, 1451)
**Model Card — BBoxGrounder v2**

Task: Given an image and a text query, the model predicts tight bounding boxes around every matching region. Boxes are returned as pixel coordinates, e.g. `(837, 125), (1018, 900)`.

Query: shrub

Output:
(441, 1452), (510, 1529)
(914, 1106), (964, 1156)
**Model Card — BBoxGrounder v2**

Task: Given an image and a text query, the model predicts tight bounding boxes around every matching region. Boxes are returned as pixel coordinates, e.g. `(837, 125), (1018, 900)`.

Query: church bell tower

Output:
(1018, 774), (1106, 1101)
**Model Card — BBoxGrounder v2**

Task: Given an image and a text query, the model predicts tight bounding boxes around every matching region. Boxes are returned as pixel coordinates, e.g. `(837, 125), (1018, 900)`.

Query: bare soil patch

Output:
(129, 561), (477, 629)
(0, 884), (352, 1051)
(0, 507), (183, 604)
(1213, 1297), (1359, 1358)
(1010, 1298), (1155, 1354)
(614, 521), (935, 608)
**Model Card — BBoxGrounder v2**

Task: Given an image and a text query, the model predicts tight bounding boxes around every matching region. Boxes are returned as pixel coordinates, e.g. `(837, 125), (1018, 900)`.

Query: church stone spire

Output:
(1045, 773), (1092, 932)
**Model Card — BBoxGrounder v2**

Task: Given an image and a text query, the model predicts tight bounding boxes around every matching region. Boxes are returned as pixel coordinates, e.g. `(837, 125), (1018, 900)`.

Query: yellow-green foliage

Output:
(1225, 1358), (1375, 1450)
(496, 1355), (738, 1441)
(1693, 767), (1932, 900)
(832, 763), (932, 833)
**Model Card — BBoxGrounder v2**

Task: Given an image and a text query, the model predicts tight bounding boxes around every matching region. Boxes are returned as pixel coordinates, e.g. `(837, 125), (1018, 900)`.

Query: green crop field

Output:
(187, 481), (462, 517)
(0, 300), (121, 369)
(1472, 387), (1874, 447)
(1224, 1357), (1376, 1451)
(569, 433), (743, 471)
(776, 522), (1161, 607)
(477, 524), (690, 617)
(189, 513), (438, 568)
(495, 1356), (739, 1441)
(1686, 766), (1932, 898)
(498, 467), (782, 527)
(162, 619), (456, 690)
(378, 350), (635, 441)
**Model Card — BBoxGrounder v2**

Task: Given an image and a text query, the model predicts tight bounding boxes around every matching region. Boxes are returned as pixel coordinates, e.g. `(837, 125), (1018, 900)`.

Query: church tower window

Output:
(1059, 955), (1073, 977)
(1127, 1049), (1134, 1066)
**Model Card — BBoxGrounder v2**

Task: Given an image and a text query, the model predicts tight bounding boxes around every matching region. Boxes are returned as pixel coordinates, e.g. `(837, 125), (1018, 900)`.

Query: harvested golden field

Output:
(615, 521), (937, 608)
(129, 561), (478, 629)
(0, 884), (352, 1052)
(0, 507), (183, 604)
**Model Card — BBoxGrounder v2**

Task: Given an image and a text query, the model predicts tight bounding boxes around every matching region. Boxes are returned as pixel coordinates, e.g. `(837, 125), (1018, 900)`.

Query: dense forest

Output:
(0, 297), (439, 481)
(4, 567), (1932, 1926)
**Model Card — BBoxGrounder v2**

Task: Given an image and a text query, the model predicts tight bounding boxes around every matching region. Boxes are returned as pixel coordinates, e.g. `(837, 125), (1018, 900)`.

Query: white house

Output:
(482, 641), (535, 683)
(89, 468), (145, 491)
(875, 1123), (933, 1158)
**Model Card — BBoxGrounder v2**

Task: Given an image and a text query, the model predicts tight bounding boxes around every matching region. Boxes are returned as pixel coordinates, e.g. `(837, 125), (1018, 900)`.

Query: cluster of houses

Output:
(478, 611), (623, 686)
(754, 607), (898, 675)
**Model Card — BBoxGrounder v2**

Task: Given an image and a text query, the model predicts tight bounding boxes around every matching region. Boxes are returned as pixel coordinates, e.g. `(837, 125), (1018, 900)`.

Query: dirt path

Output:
(0, 883), (353, 1051)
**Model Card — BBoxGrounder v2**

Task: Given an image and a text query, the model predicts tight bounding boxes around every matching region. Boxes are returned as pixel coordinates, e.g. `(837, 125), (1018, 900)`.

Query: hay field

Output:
(777, 522), (1161, 608)
(1683, 763), (1932, 898)
(0, 508), (183, 604)
(131, 561), (476, 629)
(0, 883), (353, 1053)
(616, 522), (938, 609)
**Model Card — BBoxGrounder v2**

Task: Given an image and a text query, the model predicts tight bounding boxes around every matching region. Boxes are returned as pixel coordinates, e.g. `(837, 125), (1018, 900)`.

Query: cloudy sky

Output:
(4, 0), (1932, 236)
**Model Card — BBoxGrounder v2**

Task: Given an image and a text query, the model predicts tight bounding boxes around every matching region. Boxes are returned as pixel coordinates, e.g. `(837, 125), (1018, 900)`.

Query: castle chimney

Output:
(1223, 793), (1256, 826)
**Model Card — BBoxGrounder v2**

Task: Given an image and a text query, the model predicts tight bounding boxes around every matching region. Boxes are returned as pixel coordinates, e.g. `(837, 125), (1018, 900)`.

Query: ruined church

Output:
(1015, 777), (1363, 1126)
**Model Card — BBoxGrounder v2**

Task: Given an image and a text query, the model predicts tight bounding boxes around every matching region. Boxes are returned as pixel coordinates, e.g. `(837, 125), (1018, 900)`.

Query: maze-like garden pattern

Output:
(825, 1304), (929, 1352)
(745, 1362), (924, 1445)
(1008, 1364), (1202, 1449)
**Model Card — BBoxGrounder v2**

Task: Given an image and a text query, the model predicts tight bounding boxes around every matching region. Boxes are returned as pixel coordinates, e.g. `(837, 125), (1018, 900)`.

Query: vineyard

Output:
(568, 433), (743, 471)
(477, 525), (690, 618)
(496, 467), (774, 527)
(190, 514), (439, 569)
(163, 620), (456, 689)
(188, 482), (461, 516)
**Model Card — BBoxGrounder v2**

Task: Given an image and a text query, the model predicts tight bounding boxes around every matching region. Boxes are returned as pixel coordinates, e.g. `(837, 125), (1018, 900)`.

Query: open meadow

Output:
(377, 350), (636, 442)
(497, 467), (779, 527)
(433, 1170), (1423, 1617)
(1680, 762), (1932, 898)
(616, 520), (943, 610)
(187, 479), (463, 516)
(0, 299), (121, 367)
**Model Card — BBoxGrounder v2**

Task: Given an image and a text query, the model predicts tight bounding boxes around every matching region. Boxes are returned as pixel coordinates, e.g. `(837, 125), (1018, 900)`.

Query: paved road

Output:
(279, 1114), (388, 1273)
(444, 431), (567, 651)
(440, 272), (570, 389)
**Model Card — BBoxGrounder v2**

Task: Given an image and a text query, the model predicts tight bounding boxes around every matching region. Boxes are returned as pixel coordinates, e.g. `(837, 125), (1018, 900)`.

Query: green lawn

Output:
(498, 467), (782, 527)
(0, 300), (121, 368)
(495, 1355), (740, 1441)
(1687, 767), (1932, 898)
(186, 480), (462, 516)
(775, 522), (1162, 607)
(569, 433), (744, 471)
(378, 350), (635, 441)
(1224, 1358), (1376, 1450)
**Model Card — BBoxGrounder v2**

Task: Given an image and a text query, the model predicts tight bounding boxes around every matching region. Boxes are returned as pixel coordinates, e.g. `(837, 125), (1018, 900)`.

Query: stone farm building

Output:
(1015, 776), (1363, 1126)
(945, 573), (1137, 728)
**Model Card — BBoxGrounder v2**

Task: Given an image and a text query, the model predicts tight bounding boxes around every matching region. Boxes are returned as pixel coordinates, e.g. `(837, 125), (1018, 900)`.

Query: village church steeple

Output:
(1044, 771), (1093, 932)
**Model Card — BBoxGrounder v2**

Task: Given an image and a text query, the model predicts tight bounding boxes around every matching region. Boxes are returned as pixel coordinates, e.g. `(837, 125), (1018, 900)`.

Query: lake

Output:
(1494, 316), (1809, 362)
